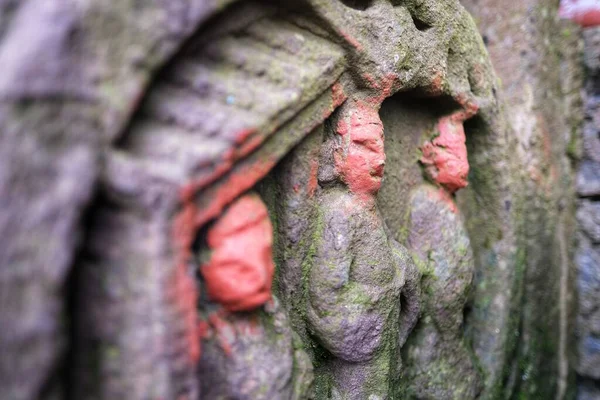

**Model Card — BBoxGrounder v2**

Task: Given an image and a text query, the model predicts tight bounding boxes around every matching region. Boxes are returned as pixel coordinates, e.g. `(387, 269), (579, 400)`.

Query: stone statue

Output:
(400, 110), (483, 399)
(306, 99), (420, 399)
(197, 193), (313, 399)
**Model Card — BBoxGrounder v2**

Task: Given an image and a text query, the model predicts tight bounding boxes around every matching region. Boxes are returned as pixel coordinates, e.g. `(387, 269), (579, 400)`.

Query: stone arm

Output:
(306, 206), (383, 363)
(390, 238), (421, 348)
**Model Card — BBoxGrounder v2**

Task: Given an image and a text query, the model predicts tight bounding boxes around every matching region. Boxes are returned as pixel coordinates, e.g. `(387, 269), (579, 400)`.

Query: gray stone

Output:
(401, 184), (482, 399)
(578, 200), (600, 242)
(198, 298), (313, 400)
(578, 160), (600, 197)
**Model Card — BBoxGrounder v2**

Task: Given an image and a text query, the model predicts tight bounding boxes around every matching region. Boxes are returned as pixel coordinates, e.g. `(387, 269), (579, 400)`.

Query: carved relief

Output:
(399, 111), (482, 399)
(296, 99), (420, 399)
(197, 194), (312, 399)
(200, 194), (275, 312)
(69, 0), (514, 399)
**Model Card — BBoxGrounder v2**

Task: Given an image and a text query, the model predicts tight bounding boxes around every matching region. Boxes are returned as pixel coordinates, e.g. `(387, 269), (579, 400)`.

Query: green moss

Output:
(566, 126), (580, 161)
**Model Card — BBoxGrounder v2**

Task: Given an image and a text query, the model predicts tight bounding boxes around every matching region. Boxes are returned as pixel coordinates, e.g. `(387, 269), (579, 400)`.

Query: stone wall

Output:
(461, 1), (584, 398)
(0, 0), (585, 399)
(576, 27), (600, 400)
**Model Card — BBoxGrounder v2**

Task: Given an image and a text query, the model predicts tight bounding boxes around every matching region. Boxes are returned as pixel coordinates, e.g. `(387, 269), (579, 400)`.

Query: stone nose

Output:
(373, 160), (385, 176)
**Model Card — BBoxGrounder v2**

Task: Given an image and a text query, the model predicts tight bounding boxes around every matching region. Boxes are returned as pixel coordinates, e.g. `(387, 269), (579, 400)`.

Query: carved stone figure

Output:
(200, 194), (275, 312)
(1, 0), (570, 398)
(306, 99), (420, 399)
(197, 194), (313, 399)
(399, 111), (483, 399)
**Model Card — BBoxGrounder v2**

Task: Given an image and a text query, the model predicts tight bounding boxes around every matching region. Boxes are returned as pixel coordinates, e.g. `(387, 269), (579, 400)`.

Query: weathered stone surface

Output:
(578, 200), (600, 242)
(195, 193), (313, 399)
(575, 25), (600, 399)
(299, 100), (417, 399)
(462, 1), (583, 398)
(197, 298), (312, 400)
(579, 378), (600, 400)
(400, 184), (482, 399)
(578, 160), (600, 196)
(0, 0), (584, 399)
(73, 4), (347, 398)
(0, 0), (238, 398)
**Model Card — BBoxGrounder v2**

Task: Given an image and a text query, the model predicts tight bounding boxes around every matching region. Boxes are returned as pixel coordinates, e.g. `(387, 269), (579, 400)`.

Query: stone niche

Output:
(71, 0), (529, 399)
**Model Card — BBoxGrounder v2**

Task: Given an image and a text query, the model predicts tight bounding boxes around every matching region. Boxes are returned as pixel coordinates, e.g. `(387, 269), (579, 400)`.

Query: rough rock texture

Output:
(297, 99), (421, 399)
(0, 1), (234, 398)
(196, 193), (313, 399)
(575, 26), (600, 400)
(461, 1), (584, 398)
(400, 184), (482, 399)
(0, 0), (584, 399)
(197, 298), (313, 400)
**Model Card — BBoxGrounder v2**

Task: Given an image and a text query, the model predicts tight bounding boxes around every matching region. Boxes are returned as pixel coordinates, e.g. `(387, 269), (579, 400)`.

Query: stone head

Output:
(321, 102), (385, 196)
(421, 114), (469, 193)
(201, 194), (274, 312)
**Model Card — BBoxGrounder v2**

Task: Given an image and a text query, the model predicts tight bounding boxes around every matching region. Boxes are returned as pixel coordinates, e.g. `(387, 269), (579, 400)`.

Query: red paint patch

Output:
(170, 200), (201, 363)
(235, 128), (257, 145)
(237, 134), (265, 160)
(323, 82), (348, 119)
(426, 187), (459, 214)
(198, 320), (211, 340)
(362, 73), (381, 90)
(560, 0), (600, 27)
(337, 118), (349, 136)
(201, 194), (275, 312)
(421, 112), (470, 193)
(331, 82), (346, 108)
(339, 30), (363, 51)
(424, 70), (445, 96)
(195, 159), (276, 228)
(365, 74), (397, 105)
(335, 101), (386, 199)
(455, 93), (479, 118)
(235, 315), (261, 336)
(169, 262), (201, 363)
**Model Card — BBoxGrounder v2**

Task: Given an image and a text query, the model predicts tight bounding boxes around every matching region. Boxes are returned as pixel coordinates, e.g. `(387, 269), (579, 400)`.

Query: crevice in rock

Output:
(339, 0), (373, 11)
(411, 14), (433, 32)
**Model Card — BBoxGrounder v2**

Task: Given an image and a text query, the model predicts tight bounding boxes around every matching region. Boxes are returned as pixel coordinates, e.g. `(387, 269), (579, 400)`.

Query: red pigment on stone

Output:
(235, 315), (261, 336)
(455, 93), (479, 118)
(172, 202), (198, 264)
(236, 134), (265, 160)
(426, 187), (459, 214)
(198, 320), (211, 340)
(424, 70), (445, 96)
(195, 159), (276, 228)
(331, 82), (346, 108)
(365, 74), (397, 105)
(323, 82), (348, 119)
(335, 101), (386, 199)
(208, 314), (234, 356)
(421, 112), (470, 193)
(339, 30), (363, 51)
(560, 0), (600, 26)
(337, 118), (348, 136)
(179, 83), (344, 229)
(235, 128), (257, 145)
(201, 194), (275, 312)
(169, 261), (201, 363)
(171, 200), (201, 363)
(178, 127), (263, 204)
(178, 159), (234, 203)
(363, 73), (381, 89)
